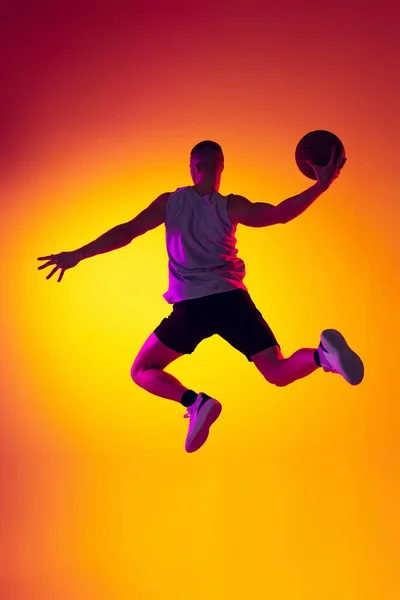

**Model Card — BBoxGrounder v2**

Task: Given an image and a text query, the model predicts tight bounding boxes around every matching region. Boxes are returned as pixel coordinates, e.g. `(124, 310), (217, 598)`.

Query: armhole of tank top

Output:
(224, 194), (234, 226)
(165, 192), (176, 226)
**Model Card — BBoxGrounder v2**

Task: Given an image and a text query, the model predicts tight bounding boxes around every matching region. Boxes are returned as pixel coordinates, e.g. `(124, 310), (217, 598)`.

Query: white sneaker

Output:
(184, 393), (222, 453)
(318, 329), (364, 385)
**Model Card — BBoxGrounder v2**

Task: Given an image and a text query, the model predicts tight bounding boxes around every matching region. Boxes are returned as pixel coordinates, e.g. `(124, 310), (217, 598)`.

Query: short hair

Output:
(190, 140), (224, 160)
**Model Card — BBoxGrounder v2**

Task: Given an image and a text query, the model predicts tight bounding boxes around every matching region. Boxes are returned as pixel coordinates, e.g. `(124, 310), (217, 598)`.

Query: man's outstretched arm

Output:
(37, 192), (171, 282)
(77, 191), (171, 260)
(228, 145), (346, 227)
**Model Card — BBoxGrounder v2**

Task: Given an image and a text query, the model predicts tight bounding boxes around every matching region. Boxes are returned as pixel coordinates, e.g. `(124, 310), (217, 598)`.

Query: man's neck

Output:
(192, 184), (218, 197)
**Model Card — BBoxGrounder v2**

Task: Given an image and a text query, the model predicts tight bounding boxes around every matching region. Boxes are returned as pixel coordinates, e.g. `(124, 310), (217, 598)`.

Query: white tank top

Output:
(163, 186), (247, 303)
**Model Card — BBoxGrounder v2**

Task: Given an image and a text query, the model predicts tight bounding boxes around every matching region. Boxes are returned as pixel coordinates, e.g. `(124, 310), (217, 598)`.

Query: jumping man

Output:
(38, 140), (364, 453)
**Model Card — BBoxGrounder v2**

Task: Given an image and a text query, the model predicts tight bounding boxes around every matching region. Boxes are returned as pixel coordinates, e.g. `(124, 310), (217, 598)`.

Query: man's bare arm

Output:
(37, 192), (171, 282)
(228, 182), (329, 227)
(77, 192), (171, 260)
(228, 145), (346, 227)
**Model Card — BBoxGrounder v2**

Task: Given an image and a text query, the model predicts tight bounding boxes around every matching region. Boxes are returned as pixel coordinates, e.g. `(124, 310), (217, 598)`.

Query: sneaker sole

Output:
(321, 329), (364, 385)
(185, 401), (222, 453)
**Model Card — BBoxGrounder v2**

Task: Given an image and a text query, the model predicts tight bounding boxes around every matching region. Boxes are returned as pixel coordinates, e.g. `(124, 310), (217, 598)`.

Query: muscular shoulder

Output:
(125, 192), (172, 239)
(150, 191), (172, 212)
(227, 194), (252, 224)
(227, 194), (279, 227)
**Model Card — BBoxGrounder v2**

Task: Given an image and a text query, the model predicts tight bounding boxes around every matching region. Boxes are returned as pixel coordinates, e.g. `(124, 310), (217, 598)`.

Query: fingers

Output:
(305, 159), (317, 170)
(38, 260), (54, 270)
(46, 266), (59, 280)
(307, 146), (344, 172)
(305, 159), (319, 178)
(37, 253), (67, 281)
(333, 145), (346, 168)
(329, 145), (337, 165)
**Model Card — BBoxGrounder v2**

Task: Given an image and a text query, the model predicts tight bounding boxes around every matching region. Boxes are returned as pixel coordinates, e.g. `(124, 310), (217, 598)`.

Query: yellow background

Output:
(1, 1), (399, 598)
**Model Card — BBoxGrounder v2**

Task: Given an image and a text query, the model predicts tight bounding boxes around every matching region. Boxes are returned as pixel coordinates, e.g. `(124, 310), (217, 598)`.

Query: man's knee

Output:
(271, 377), (289, 387)
(264, 370), (289, 387)
(256, 362), (289, 386)
(252, 349), (289, 387)
(130, 361), (143, 385)
(131, 332), (183, 386)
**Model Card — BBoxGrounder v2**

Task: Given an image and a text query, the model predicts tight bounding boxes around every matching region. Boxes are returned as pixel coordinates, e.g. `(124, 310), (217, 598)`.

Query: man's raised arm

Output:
(228, 145), (345, 227)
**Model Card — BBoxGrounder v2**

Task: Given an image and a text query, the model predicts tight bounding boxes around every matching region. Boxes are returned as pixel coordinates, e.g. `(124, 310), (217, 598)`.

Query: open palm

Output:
(37, 251), (81, 282)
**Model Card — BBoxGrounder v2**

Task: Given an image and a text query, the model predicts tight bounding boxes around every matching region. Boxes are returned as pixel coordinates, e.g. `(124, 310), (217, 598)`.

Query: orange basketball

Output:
(295, 130), (346, 180)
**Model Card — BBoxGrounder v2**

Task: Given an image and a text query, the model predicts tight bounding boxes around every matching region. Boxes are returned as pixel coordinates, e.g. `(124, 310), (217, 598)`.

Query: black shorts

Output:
(154, 289), (279, 362)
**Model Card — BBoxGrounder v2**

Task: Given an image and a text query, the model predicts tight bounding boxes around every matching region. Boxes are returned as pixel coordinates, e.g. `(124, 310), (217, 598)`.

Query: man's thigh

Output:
(215, 290), (280, 361)
(152, 299), (215, 356)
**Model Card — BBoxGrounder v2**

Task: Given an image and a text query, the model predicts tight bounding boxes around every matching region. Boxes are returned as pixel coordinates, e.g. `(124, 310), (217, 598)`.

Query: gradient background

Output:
(1, 1), (399, 599)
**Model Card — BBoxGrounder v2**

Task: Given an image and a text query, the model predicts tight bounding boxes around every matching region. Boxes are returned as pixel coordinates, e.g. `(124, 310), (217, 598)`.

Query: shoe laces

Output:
(183, 395), (204, 419)
(183, 402), (197, 419)
(320, 351), (339, 374)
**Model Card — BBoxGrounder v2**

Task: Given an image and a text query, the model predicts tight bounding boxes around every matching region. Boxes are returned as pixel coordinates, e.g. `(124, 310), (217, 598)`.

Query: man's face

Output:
(190, 151), (224, 182)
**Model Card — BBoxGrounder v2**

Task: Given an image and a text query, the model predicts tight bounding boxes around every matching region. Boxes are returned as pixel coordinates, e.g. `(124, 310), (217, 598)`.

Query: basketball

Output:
(295, 130), (346, 180)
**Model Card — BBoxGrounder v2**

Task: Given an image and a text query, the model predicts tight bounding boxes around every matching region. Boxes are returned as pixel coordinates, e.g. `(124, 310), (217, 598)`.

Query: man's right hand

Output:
(37, 250), (82, 282)
(306, 145), (346, 190)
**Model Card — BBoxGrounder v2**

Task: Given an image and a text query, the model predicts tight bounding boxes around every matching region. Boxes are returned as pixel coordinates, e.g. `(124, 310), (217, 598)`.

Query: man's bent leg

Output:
(251, 345), (319, 387)
(131, 332), (189, 402)
(252, 329), (364, 387)
(131, 331), (222, 453)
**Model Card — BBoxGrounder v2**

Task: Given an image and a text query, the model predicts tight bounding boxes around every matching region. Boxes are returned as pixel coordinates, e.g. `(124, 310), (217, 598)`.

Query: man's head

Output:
(190, 140), (224, 189)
